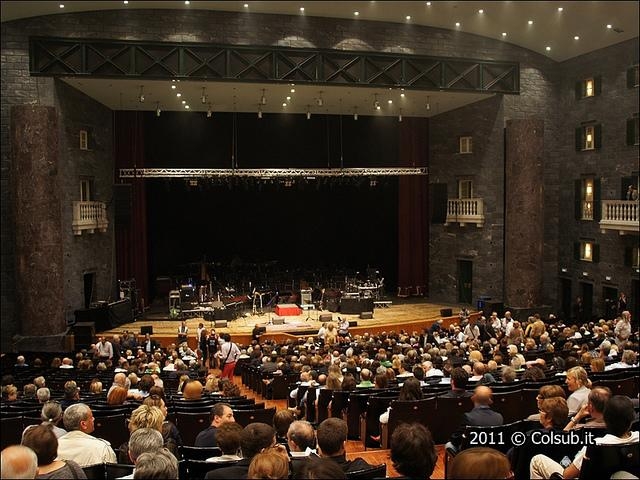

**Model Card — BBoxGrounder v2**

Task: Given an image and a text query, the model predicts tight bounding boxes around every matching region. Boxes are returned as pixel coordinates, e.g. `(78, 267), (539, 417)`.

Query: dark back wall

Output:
(144, 111), (400, 299)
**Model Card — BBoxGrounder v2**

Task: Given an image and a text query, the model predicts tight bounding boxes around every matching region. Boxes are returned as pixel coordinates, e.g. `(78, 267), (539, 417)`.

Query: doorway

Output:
(457, 260), (473, 305)
(83, 272), (95, 309)
(580, 282), (594, 322)
(602, 286), (618, 319)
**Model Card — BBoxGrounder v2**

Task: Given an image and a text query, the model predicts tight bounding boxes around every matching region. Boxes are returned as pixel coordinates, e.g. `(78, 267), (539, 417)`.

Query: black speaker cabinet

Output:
(140, 326), (153, 335)
(348, 321), (358, 327)
(319, 314), (333, 322)
(214, 308), (235, 320)
(214, 320), (228, 328)
(360, 311), (373, 319)
(109, 298), (133, 327)
(340, 298), (374, 315)
(326, 299), (340, 313)
(73, 322), (95, 350)
(440, 308), (453, 317)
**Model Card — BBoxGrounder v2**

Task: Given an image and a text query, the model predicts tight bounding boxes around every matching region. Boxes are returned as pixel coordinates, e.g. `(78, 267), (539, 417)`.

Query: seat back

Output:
(185, 459), (239, 478)
(510, 429), (584, 480)
(233, 407), (276, 427)
(330, 390), (351, 419)
(578, 442), (640, 480)
(346, 390), (373, 439)
(82, 463), (106, 480)
(93, 413), (129, 449)
(306, 386), (317, 424)
(179, 445), (222, 461)
(316, 388), (333, 424)
(491, 390), (523, 424)
(175, 411), (211, 446)
(387, 397), (437, 442)
(362, 394), (396, 448)
(345, 463), (386, 479)
(105, 463), (134, 480)
(430, 395), (473, 444)
(270, 374), (290, 400)
(459, 420), (523, 454)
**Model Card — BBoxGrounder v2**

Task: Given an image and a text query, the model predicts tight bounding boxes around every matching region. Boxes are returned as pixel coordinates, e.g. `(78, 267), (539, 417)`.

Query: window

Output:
(574, 241), (599, 263)
(627, 115), (639, 146)
(80, 179), (92, 202)
(625, 246), (640, 268)
(627, 65), (639, 89)
(575, 76), (601, 99)
(79, 130), (88, 150)
(458, 180), (473, 199)
(459, 136), (472, 154)
(575, 124), (601, 151)
(575, 178), (601, 221)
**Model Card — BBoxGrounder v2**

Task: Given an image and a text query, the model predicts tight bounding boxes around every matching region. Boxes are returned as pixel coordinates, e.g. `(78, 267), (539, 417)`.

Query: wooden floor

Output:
(234, 372), (447, 479)
(102, 297), (460, 348)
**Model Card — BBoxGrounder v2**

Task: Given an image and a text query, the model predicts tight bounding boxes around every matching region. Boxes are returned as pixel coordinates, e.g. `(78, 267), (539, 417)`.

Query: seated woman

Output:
(22, 401), (67, 441)
(22, 424), (86, 479)
(565, 366), (591, 415)
(118, 405), (180, 464)
(379, 377), (422, 425)
(526, 384), (566, 422)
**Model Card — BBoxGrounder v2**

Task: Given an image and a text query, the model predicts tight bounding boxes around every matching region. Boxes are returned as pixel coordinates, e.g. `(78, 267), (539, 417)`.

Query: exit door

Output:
(458, 260), (473, 305)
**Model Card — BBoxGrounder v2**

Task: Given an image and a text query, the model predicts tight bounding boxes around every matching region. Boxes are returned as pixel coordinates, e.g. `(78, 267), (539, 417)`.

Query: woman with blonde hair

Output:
(565, 366), (591, 415)
(119, 405), (179, 464)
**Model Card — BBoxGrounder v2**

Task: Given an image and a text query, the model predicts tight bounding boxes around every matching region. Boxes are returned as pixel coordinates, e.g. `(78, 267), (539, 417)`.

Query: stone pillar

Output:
(505, 119), (544, 308)
(11, 105), (66, 339)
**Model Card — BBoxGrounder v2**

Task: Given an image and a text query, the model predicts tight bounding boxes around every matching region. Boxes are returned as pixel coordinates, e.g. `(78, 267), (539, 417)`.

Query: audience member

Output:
(122, 428), (165, 479)
(247, 446), (290, 479)
(133, 448), (178, 480)
(565, 366), (591, 415)
(390, 422), (437, 479)
(22, 400), (67, 440)
(563, 386), (610, 430)
(316, 418), (371, 473)
(1, 445), (39, 480)
(195, 402), (235, 447)
(22, 423), (87, 479)
(448, 447), (511, 479)
(207, 422), (243, 462)
(300, 457), (347, 480)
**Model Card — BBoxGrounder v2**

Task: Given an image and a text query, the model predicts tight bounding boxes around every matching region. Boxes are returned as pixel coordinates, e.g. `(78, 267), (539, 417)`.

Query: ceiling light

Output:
(373, 94), (380, 110)
(176, 93), (181, 97)
(206, 105), (212, 117)
(354, 11), (359, 16)
(286, 96), (291, 101)
(426, 96), (431, 110)
(290, 88), (295, 93)
(201, 87), (207, 104)
(388, 99), (393, 104)
(545, 46), (551, 51)
(502, 32), (507, 37)
(123, 0), (128, 4)
(184, 1), (190, 4)
(528, 20), (534, 25)
(400, 92), (405, 98)
(244, 3), (248, 7)
(258, 107), (262, 119)
(426, 1), (431, 5)
(606, 24), (612, 29)
(184, 105), (190, 109)
(455, 22), (461, 27)
(353, 108), (358, 120)
(398, 109), (403, 122)
(478, 9), (484, 14)
(260, 89), (267, 105)
(155, 102), (161, 117)
(59, 4), (64, 8)
(181, 100), (186, 104)
(306, 107), (311, 120)
(282, 102), (287, 107)
(574, 35), (580, 40)
(316, 91), (323, 106)
(138, 85), (145, 103)
(557, 7), (563, 12)
(171, 85), (176, 90)
(299, 7), (305, 12)
(406, 15), (411, 20)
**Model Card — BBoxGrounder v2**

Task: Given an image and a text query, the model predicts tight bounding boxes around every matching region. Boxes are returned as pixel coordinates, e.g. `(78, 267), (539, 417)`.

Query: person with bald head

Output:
(446, 385), (504, 454)
(1, 445), (38, 479)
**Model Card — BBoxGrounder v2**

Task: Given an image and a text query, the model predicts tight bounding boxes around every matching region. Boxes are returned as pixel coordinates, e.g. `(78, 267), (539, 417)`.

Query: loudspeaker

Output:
(109, 298), (133, 327)
(272, 317), (285, 325)
(214, 320), (227, 328)
(340, 298), (374, 315)
(326, 299), (339, 313)
(75, 305), (111, 331)
(214, 308), (235, 320)
(73, 322), (95, 350)
(430, 183), (448, 224)
(319, 314), (333, 322)
(140, 326), (153, 335)
(348, 321), (358, 327)
(114, 184), (132, 226)
(484, 301), (504, 318)
(440, 308), (453, 317)
(360, 311), (373, 319)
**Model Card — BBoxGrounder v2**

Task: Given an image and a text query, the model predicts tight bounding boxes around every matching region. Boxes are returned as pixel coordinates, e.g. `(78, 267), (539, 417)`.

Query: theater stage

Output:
(99, 298), (468, 348)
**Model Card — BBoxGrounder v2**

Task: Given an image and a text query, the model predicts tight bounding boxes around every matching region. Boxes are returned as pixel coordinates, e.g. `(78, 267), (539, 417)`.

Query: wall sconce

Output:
(206, 104), (212, 118)
(155, 102), (161, 117)
(426, 96), (431, 111)
(201, 87), (207, 104)
(138, 85), (145, 103)
(582, 272), (589, 277)
(353, 107), (358, 120)
(561, 267), (568, 273)
(605, 276), (612, 281)
(373, 94), (380, 110)
(306, 105), (311, 120)
(260, 89), (267, 105)
(315, 91), (324, 107)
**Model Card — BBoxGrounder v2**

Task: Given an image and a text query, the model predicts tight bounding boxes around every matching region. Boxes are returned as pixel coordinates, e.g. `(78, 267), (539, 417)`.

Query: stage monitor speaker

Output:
(272, 317), (285, 325)
(114, 184), (132, 226)
(214, 320), (228, 328)
(348, 321), (358, 327)
(75, 305), (111, 332)
(109, 298), (133, 327)
(140, 326), (153, 336)
(360, 311), (373, 319)
(430, 183), (448, 224)
(440, 308), (453, 317)
(214, 308), (235, 321)
(340, 298), (374, 315)
(319, 314), (333, 322)
(73, 322), (95, 350)
(326, 299), (339, 313)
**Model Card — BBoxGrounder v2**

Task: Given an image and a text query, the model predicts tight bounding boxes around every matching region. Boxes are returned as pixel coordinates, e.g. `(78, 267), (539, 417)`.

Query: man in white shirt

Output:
(56, 403), (117, 467)
(96, 336), (114, 360)
(503, 311), (515, 336)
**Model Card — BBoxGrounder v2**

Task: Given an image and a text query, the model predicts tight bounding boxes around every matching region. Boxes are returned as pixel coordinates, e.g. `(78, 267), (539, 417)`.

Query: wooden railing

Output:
(72, 201), (108, 235)
(445, 198), (485, 227)
(599, 200), (639, 234)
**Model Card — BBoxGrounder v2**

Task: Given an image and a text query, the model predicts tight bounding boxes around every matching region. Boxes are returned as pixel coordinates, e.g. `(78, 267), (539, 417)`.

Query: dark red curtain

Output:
(397, 117), (429, 296)
(113, 111), (149, 310)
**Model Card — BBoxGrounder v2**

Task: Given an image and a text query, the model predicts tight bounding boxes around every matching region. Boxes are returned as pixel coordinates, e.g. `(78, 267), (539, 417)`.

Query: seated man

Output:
(0, 445), (38, 480)
(195, 402), (235, 447)
(391, 423), (437, 480)
(120, 428), (165, 479)
(447, 385), (504, 453)
(287, 420), (319, 477)
(440, 367), (473, 398)
(563, 386), (610, 431)
(316, 418), (371, 473)
(133, 448), (178, 480)
(530, 395), (639, 479)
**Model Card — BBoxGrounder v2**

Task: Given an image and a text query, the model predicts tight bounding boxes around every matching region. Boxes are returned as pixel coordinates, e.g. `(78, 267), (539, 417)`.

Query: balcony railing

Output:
(445, 198), (485, 227)
(72, 201), (108, 235)
(599, 200), (639, 234)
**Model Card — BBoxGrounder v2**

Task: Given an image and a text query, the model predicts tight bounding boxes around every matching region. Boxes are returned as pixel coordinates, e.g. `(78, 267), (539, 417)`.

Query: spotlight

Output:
(206, 104), (212, 118)
(138, 85), (145, 103)
(155, 102), (161, 117)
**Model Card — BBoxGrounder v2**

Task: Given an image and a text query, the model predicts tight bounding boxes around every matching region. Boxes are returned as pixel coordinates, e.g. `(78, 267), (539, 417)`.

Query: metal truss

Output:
(119, 167), (428, 179)
(30, 37), (519, 94)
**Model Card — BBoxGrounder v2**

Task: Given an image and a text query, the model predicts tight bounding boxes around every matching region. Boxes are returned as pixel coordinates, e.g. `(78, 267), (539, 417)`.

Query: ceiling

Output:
(2, 1), (638, 117)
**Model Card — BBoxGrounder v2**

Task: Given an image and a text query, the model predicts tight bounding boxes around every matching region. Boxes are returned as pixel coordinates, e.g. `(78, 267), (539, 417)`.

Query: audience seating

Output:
(105, 463), (135, 480)
(233, 407), (276, 427)
(510, 430), (584, 480)
(382, 397), (437, 448)
(82, 463), (107, 480)
(93, 413), (129, 449)
(174, 411), (211, 446)
(346, 390), (374, 440)
(360, 394), (396, 450)
(181, 459), (239, 478)
(179, 445), (222, 460)
(345, 463), (386, 479)
(316, 388), (333, 424)
(330, 390), (351, 420)
(0, 416), (23, 450)
(429, 395), (474, 445)
(491, 390), (523, 424)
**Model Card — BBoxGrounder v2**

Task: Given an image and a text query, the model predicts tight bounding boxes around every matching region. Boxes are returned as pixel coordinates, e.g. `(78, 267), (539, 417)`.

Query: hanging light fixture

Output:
(306, 105), (311, 120)
(353, 107), (358, 120)
(206, 104), (212, 118)
(426, 96), (431, 111)
(138, 85), (145, 103)
(155, 102), (161, 117)
(257, 105), (263, 119)
(398, 109), (403, 122)
(260, 89), (267, 105)
(373, 93), (381, 110)
(201, 87), (207, 104)
(316, 91), (324, 107)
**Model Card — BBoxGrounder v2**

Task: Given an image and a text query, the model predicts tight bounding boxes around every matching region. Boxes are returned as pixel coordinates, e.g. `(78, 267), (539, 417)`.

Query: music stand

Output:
(302, 303), (315, 322)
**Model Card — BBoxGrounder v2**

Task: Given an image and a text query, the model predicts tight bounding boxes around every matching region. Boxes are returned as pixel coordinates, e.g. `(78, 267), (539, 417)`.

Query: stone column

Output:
(505, 119), (544, 308)
(11, 105), (66, 341)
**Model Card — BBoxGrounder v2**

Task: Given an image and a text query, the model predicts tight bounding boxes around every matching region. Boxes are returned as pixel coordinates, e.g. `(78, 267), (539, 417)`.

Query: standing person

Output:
(198, 323), (209, 367)
(617, 292), (628, 317)
(572, 297), (584, 324)
(614, 311), (632, 347)
(217, 334), (240, 380)
(177, 321), (188, 344)
(208, 329), (219, 369)
(95, 336), (114, 361)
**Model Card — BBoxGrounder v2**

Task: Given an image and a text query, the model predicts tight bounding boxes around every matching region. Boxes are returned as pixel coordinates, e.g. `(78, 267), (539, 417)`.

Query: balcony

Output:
(72, 201), (108, 235)
(445, 198), (485, 227)
(599, 200), (639, 235)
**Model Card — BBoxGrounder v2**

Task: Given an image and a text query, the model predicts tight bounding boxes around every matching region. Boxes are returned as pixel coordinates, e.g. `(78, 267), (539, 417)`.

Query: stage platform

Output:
(97, 298), (474, 349)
